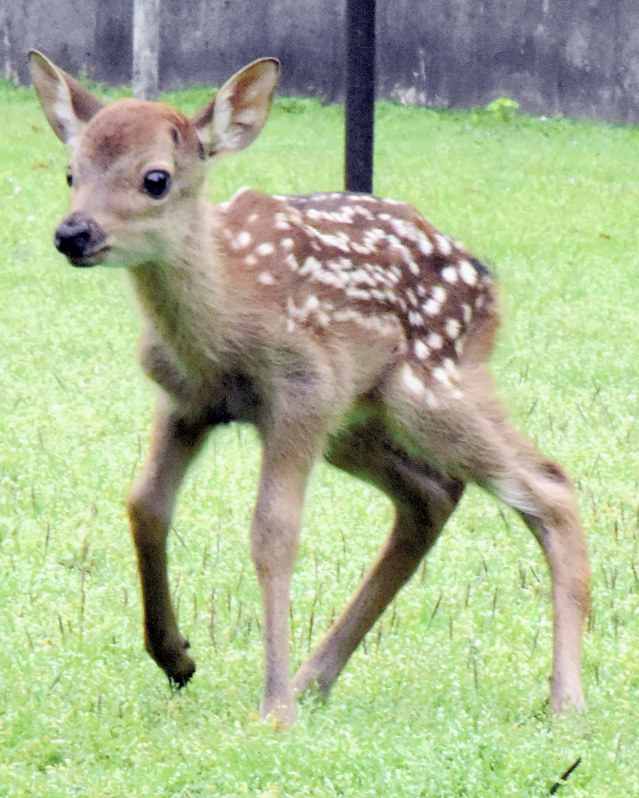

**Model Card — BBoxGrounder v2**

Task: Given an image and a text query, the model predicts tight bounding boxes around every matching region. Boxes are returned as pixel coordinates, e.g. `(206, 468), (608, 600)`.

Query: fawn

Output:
(30, 50), (590, 727)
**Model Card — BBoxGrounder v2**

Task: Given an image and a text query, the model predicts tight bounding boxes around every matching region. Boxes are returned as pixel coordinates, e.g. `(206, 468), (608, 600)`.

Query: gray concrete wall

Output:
(376, 0), (639, 121)
(4, 0), (639, 122)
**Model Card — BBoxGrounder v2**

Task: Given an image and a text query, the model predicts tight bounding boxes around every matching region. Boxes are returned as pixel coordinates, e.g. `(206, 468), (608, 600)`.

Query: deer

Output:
(29, 50), (590, 728)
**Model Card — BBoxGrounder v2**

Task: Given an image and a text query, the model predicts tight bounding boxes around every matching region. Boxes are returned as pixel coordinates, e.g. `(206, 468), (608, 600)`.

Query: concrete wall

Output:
(4, 0), (639, 122)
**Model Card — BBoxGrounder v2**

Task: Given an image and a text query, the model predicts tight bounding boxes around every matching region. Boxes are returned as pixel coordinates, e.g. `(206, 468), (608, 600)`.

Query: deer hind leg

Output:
(127, 395), (211, 687)
(292, 420), (464, 698)
(489, 431), (590, 713)
(384, 363), (591, 713)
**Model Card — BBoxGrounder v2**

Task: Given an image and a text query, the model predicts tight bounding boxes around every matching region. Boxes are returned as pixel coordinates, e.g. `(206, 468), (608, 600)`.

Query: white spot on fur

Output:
(442, 265), (458, 284)
(350, 241), (376, 256)
(275, 212), (292, 231)
(305, 294), (320, 312)
(311, 230), (352, 253)
(445, 318), (461, 339)
(258, 271), (275, 285)
(300, 256), (323, 276)
(434, 234), (453, 256)
(400, 249), (421, 276)
(426, 332), (443, 349)
(332, 308), (399, 334)
(422, 298), (441, 317)
(432, 285), (447, 303)
(308, 263), (349, 290)
(459, 259), (477, 286)
(362, 229), (388, 250)
(401, 363), (425, 395)
(417, 235), (434, 256)
(232, 230), (252, 250)
(433, 366), (451, 385)
(285, 253), (299, 271)
(255, 242), (275, 257)
(442, 358), (459, 379)
(352, 204), (375, 220)
(346, 287), (373, 301)
(414, 339), (429, 360)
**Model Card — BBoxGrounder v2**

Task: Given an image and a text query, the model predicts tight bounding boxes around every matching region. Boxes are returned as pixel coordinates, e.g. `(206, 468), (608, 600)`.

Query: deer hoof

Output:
(167, 654), (196, 689)
(146, 631), (196, 687)
(260, 695), (297, 729)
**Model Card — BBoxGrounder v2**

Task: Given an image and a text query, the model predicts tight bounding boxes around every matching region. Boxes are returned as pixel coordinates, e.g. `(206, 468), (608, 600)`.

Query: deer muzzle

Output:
(55, 212), (109, 267)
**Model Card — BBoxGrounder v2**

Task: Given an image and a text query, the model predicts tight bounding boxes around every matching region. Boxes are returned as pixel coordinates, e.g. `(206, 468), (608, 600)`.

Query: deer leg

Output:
(127, 395), (211, 686)
(251, 426), (320, 727)
(384, 365), (591, 712)
(292, 423), (464, 698)
(488, 441), (590, 713)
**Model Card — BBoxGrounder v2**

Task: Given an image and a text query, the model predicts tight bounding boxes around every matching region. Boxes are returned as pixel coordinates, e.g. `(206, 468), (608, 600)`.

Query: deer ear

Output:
(29, 50), (103, 149)
(192, 58), (279, 158)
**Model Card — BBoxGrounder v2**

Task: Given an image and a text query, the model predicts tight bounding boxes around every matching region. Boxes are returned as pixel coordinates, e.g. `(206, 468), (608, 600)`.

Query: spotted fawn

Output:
(30, 51), (590, 726)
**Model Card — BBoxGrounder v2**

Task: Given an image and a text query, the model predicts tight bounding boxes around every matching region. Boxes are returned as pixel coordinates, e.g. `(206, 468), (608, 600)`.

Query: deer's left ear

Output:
(29, 50), (103, 149)
(192, 58), (279, 159)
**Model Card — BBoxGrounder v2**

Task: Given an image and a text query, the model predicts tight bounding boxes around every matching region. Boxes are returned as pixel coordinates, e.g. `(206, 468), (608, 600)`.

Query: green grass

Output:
(1, 77), (639, 796)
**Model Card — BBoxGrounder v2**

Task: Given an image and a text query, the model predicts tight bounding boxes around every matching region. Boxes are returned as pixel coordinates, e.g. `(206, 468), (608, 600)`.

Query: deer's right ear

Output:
(28, 50), (103, 149)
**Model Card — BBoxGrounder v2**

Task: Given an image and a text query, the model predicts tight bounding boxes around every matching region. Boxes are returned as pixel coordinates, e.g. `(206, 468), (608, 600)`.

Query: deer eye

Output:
(66, 168), (73, 187)
(143, 170), (171, 199)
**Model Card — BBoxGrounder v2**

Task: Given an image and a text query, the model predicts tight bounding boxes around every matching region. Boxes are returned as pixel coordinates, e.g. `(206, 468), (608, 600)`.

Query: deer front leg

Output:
(127, 395), (210, 686)
(251, 432), (317, 727)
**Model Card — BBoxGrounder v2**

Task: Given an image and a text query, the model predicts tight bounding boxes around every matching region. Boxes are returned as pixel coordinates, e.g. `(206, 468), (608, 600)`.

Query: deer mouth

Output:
(68, 246), (111, 268)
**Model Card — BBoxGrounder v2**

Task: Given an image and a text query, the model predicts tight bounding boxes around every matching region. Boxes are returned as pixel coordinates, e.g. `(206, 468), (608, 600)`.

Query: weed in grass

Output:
(1, 78), (639, 795)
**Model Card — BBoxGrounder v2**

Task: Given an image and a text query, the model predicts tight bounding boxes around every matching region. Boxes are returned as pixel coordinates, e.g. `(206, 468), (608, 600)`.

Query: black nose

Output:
(54, 212), (106, 264)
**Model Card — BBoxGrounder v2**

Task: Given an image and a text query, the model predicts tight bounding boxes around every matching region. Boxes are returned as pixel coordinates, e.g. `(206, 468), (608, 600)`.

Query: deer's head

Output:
(29, 51), (279, 268)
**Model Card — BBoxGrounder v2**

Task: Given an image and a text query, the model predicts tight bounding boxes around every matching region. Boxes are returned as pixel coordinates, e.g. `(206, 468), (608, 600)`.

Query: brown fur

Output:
(30, 50), (590, 727)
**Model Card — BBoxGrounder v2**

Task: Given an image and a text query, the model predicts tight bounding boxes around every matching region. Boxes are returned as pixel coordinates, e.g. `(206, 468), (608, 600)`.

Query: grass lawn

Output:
(1, 75), (638, 796)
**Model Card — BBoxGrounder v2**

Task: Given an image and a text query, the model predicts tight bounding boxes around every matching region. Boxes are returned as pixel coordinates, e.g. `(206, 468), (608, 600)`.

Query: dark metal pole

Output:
(345, 0), (376, 194)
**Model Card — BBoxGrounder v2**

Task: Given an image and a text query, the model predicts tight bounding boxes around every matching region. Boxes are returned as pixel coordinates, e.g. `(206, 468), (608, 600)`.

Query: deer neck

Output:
(128, 203), (230, 375)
